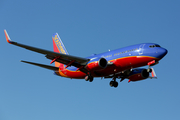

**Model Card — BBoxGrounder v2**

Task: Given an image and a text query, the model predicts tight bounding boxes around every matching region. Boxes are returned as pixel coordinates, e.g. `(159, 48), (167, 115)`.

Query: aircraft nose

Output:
(158, 48), (168, 59)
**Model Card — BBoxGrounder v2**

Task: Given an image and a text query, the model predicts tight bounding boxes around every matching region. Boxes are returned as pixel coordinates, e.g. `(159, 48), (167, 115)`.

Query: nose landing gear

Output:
(147, 68), (152, 73)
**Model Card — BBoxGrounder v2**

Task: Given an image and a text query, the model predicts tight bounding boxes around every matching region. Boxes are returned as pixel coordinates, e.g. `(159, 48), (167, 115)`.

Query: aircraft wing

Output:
(4, 30), (90, 67)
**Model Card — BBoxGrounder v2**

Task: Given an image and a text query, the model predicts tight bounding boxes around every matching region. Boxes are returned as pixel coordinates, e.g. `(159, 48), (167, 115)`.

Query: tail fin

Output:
(52, 33), (69, 55)
(52, 33), (68, 67)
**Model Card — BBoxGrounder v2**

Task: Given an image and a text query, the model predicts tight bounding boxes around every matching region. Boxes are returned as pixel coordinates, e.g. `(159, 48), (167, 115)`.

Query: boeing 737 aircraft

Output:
(4, 30), (168, 87)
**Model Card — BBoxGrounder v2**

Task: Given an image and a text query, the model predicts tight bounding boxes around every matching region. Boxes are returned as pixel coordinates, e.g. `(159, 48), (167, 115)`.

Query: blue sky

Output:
(0, 0), (179, 120)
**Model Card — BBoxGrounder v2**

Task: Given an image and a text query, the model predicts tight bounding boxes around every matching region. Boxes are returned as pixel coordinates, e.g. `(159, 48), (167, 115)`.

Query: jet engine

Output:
(86, 58), (108, 71)
(128, 68), (149, 81)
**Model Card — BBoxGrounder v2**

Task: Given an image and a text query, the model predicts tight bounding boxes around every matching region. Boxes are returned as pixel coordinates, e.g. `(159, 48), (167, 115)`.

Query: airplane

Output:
(4, 30), (168, 88)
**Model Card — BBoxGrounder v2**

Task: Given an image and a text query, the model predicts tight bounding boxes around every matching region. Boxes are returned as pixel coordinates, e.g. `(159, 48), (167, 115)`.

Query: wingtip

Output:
(4, 29), (12, 44)
(20, 60), (26, 63)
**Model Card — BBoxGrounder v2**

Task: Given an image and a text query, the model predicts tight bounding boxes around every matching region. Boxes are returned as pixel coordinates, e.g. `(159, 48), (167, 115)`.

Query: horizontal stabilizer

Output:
(21, 60), (59, 71)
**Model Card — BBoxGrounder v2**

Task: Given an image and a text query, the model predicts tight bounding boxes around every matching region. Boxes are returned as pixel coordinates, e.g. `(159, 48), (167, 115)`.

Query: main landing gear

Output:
(109, 77), (118, 88)
(85, 75), (94, 82)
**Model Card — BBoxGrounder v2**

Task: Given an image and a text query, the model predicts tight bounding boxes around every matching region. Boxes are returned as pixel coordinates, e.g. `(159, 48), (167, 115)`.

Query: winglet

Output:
(4, 29), (13, 44)
(149, 68), (157, 79)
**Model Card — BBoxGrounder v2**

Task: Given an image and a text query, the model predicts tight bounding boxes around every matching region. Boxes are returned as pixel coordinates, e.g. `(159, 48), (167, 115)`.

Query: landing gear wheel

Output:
(113, 81), (118, 88)
(85, 75), (94, 82)
(109, 81), (118, 88)
(89, 76), (93, 82)
(85, 76), (89, 81)
(147, 68), (152, 73)
(110, 81), (114, 87)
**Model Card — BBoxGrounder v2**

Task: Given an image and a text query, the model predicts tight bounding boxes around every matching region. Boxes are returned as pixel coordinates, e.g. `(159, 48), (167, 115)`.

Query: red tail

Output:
(52, 33), (69, 67)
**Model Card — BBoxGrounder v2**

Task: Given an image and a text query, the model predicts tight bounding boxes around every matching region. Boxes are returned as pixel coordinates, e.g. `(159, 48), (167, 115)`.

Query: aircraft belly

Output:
(60, 68), (86, 79)
(92, 56), (159, 77)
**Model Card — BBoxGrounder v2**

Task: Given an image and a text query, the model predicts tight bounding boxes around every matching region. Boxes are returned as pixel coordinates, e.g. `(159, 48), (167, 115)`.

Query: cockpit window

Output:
(149, 45), (161, 48)
(156, 45), (161, 47)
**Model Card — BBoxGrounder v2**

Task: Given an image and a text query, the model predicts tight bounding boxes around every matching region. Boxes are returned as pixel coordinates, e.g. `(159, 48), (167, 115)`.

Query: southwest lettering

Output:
(53, 35), (66, 54)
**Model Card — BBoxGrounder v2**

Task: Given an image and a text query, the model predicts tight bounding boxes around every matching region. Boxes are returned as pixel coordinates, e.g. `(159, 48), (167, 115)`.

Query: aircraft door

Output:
(139, 44), (145, 55)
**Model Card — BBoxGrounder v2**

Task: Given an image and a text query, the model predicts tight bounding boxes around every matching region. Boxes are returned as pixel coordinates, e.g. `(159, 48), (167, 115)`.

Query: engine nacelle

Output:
(128, 68), (149, 81)
(86, 58), (108, 71)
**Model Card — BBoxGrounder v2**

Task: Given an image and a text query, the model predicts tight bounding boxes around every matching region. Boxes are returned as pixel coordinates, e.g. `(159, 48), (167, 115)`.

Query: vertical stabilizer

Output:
(52, 33), (69, 55)
(52, 33), (69, 67)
